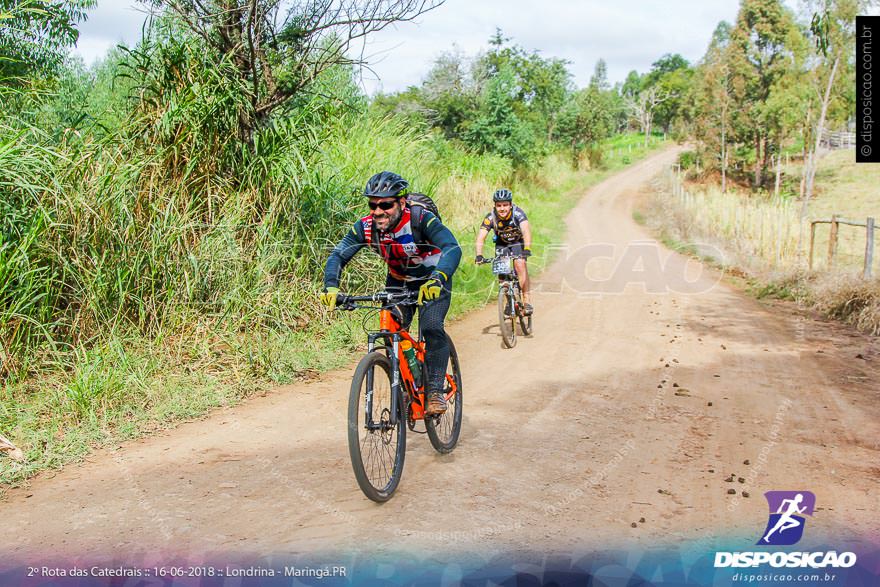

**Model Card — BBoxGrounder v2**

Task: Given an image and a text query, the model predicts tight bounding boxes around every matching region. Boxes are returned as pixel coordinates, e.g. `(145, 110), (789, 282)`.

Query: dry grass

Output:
(673, 181), (801, 269)
(647, 162), (880, 336)
(812, 274), (880, 335)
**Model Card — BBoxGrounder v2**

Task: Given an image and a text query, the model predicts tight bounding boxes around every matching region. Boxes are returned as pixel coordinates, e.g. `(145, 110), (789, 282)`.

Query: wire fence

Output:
(667, 167), (878, 279)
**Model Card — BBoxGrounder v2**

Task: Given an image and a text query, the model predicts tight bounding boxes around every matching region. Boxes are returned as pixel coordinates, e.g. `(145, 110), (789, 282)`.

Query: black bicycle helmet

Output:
(364, 171), (408, 198)
(493, 188), (513, 202)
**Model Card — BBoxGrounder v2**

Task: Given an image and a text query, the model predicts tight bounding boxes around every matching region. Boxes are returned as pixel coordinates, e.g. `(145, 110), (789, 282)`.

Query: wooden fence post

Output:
(866, 217), (875, 279)
(827, 214), (839, 269)
(809, 221), (817, 270)
(774, 154), (782, 198)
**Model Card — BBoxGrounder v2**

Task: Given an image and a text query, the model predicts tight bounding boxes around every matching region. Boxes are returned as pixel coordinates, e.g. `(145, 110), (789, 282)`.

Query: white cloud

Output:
(70, 0), (817, 94)
(71, 36), (118, 66)
(71, 2), (151, 64)
(354, 0), (745, 94)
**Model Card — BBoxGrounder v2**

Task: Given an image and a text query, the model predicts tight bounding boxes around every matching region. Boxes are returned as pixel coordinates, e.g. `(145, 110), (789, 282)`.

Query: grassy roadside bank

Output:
(0, 135), (669, 489)
(635, 153), (880, 336)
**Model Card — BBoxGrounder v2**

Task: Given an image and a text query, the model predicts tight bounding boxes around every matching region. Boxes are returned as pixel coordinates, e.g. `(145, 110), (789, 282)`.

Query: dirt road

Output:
(2, 148), (878, 560)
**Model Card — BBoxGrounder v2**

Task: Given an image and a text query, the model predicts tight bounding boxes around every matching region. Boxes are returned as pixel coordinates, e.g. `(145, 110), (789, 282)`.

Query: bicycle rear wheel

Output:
(516, 286), (533, 336)
(348, 351), (406, 502)
(426, 335), (463, 453)
(498, 284), (516, 348)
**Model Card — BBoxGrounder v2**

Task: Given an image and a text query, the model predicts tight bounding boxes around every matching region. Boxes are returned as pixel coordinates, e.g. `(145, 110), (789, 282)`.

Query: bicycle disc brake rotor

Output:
(379, 407), (395, 445)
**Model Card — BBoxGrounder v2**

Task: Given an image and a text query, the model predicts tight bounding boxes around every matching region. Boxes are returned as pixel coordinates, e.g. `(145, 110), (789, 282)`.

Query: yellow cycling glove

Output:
(417, 273), (446, 305)
(319, 287), (340, 311)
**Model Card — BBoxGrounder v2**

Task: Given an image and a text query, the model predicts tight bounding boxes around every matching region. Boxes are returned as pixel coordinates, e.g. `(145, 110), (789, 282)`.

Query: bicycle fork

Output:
(365, 333), (405, 431)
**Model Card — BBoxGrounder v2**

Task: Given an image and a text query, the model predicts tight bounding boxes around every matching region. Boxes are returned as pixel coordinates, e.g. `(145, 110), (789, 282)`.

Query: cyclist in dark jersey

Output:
(474, 188), (533, 315)
(320, 171), (461, 416)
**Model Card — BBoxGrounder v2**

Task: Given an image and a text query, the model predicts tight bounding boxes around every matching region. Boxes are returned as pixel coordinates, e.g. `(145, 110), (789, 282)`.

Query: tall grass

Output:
(0, 20), (668, 486)
(669, 173), (801, 269)
(647, 166), (880, 335)
(0, 123), (65, 377)
(664, 170), (877, 275)
(0, 77), (524, 486)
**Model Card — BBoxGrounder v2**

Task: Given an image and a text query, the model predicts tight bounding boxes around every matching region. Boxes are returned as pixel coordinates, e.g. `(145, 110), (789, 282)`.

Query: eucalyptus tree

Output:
(693, 21), (734, 189)
(799, 0), (870, 223)
(726, 0), (802, 188)
(556, 59), (615, 169)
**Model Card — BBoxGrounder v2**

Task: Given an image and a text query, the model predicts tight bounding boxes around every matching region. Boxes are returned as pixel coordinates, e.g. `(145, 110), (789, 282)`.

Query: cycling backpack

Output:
(406, 192), (441, 223)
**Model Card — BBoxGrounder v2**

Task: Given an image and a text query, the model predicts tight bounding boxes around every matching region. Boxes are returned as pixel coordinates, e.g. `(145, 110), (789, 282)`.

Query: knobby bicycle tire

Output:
(498, 285), (516, 348)
(425, 335), (463, 453)
(347, 351), (406, 502)
(516, 286), (533, 336)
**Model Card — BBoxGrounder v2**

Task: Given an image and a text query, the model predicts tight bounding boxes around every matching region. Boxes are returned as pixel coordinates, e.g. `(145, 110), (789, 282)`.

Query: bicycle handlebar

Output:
(336, 290), (418, 310)
(476, 256), (512, 264)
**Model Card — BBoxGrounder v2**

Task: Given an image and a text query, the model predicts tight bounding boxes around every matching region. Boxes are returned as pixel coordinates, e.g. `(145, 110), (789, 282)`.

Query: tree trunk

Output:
(721, 98), (728, 194)
(774, 154), (782, 197)
(802, 52), (840, 219)
(754, 134), (763, 188)
(797, 52), (841, 260)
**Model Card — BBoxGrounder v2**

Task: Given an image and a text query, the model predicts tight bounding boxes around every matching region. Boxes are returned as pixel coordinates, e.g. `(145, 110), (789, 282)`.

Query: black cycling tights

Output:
(387, 274), (452, 394)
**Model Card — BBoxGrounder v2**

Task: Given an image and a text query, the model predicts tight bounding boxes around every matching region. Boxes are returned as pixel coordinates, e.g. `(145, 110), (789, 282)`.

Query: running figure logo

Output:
(759, 491), (816, 546)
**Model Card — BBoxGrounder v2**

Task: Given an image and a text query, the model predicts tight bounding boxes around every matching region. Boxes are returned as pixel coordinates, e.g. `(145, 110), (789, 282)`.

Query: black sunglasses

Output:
(368, 200), (398, 211)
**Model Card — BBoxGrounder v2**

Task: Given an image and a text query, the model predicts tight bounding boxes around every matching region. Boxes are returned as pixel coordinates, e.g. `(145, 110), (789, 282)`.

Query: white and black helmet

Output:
(493, 188), (513, 202)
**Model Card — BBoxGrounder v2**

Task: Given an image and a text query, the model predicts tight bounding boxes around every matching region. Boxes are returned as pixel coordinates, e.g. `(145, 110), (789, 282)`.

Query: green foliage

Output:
(0, 0), (671, 484)
(0, 42), (519, 383)
(417, 48), (481, 139)
(372, 32), (582, 168)
(0, 0), (95, 84)
(643, 54), (693, 134)
(726, 0), (805, 186)
(678, 150), (699, 170)
(146, 0), (442, 142)
(117, 21), (256, 178)
(556, 83), (615, 168)
(686, 0), (849, 189)
(686, 0), (868, 196)
(644, 54), (690, 87)
(465, 66), (539, 168)
(621, 70), (643, 99)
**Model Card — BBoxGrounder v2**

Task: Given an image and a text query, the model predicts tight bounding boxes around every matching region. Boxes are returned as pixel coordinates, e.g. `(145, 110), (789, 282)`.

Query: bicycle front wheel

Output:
(498, 284), (516, 348)
(348, 351), (406, 502)
(426, 335), (463, 453)
(516, 287), (533, 336)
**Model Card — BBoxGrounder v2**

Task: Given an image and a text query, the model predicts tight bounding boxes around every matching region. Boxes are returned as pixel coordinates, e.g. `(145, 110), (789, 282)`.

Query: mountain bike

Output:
(336, 289), (463, 502)
(479, 256), (533, 348)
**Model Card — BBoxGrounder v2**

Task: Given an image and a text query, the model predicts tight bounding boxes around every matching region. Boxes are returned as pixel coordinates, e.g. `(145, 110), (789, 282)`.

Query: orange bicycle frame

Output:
(378, 309), (457, 421)
(379, 309), (426, 420)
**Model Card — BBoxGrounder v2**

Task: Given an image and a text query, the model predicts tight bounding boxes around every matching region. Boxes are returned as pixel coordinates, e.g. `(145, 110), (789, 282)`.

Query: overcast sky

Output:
(73, 1), (809, 94)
